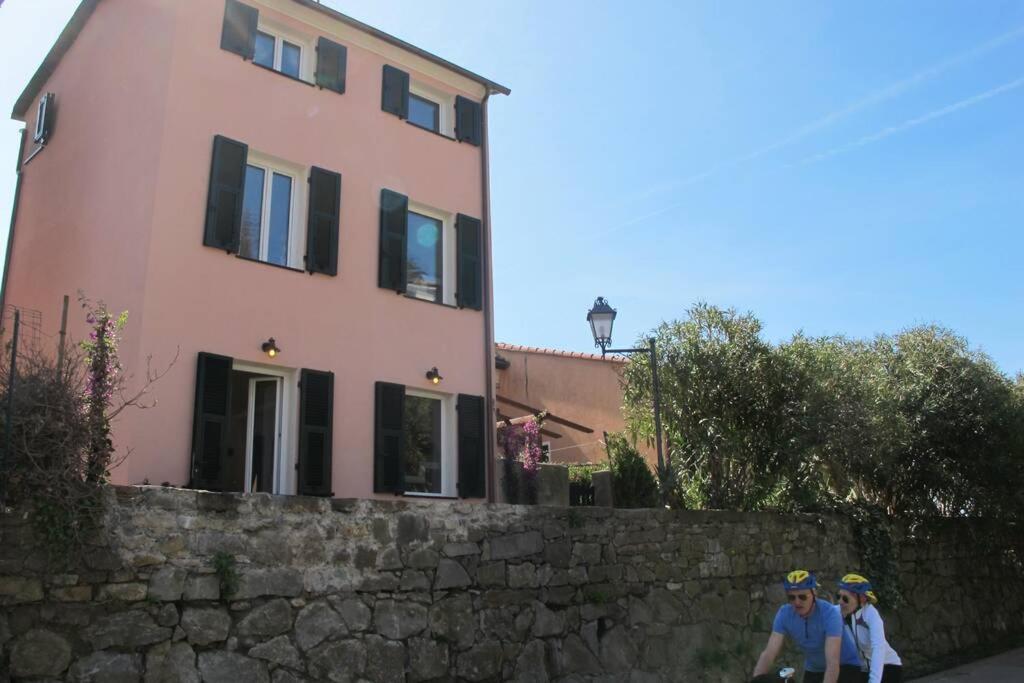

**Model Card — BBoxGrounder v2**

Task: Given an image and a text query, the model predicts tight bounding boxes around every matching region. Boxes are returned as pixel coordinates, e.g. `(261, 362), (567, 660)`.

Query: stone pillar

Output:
(592, 470), (613, 507)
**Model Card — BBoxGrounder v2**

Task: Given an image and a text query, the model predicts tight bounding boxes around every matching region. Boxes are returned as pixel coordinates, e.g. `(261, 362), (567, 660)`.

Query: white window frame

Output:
(403, 388), (456, 498)
(255, 18), (314, 82)
(231, 361), (298, 496)
(406, 200), (455, 306)
(409, 80), (454, 137)
(541, 441), (552, 463)
(243, 150), (307, 270)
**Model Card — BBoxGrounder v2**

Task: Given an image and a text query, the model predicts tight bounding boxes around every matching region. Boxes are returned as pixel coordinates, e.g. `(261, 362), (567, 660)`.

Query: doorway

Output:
(225, 370), (284, 493)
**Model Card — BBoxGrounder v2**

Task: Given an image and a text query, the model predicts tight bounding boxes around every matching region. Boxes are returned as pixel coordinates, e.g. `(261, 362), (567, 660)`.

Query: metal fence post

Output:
(1, 309), (20, 508)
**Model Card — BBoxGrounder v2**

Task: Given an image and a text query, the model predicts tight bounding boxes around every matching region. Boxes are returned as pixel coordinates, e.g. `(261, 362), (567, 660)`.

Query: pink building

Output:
(1, 0), (508, 501)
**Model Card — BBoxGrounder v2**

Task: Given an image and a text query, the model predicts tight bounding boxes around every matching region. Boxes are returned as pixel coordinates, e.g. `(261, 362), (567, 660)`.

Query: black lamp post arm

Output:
(600, 340), (666, 476)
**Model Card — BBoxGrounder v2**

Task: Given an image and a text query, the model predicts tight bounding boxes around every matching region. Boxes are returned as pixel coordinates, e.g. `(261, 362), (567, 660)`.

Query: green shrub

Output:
(607, 433), (659, 508)
(567, 463), (602, 486)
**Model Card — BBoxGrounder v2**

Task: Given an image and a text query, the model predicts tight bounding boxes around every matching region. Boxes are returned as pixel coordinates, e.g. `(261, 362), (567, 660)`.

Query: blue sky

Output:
(2, 1), (1022, 374)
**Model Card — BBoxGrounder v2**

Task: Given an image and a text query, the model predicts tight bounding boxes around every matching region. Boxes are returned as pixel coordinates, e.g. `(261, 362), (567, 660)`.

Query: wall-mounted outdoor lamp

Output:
(425, 367), (443, 385)
(261, 338), (281, 358)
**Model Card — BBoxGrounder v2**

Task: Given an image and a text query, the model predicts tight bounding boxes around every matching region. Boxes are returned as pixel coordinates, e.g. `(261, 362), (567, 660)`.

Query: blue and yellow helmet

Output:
(838, 573), (878, 604)
(783, 569), (817, 591)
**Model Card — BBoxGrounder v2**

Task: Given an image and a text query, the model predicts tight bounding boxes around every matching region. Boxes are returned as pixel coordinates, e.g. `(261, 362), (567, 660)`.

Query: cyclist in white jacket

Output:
(836, 574), (903, 683)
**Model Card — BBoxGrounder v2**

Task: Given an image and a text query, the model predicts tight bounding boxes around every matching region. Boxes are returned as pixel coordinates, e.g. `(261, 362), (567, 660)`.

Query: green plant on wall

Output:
(212, 551), (239, 598)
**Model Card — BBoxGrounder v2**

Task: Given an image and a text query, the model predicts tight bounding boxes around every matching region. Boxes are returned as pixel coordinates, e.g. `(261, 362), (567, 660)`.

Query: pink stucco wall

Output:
(4, 0), (493, 499)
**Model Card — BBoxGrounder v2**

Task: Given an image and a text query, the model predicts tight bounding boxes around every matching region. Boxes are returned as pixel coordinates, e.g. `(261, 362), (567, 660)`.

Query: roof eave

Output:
(11, 0), (100, 121)
(10, 0), (509, 123)
(290, 0), (510, 96)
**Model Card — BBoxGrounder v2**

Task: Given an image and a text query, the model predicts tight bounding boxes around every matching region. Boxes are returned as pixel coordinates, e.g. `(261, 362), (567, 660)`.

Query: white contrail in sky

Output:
(601, 24), (1024, 235)
(789, 75), (1024, 168)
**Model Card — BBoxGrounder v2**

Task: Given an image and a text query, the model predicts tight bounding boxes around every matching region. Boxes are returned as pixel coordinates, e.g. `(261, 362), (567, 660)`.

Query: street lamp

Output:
(586, 297), (667, 480)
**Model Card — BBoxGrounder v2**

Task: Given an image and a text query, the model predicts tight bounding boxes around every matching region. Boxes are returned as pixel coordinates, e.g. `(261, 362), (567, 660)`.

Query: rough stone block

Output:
(456, 641), (503, 682)
(97, 582), (147, 602)
(0, 576), (43, 604)
(434, 558), (472, 590)
(67, 650), (143, 683)
(295, 601), (347, 652)
(489, 532), (544, 561)
(86, 611), (172, 650)
(429, 594), (475, 650)
(148, 567), (187, 601)
(180, 607), (231, 646)
(249, 635), (304, 671)
(365, 634), (405, 682)
(374, 599), (427, 640)
(51, 585), (94, 602)
(237, 599), (293, 639)
(144, 641), (199, 683)
(10, 628), (72, 678)
(197, 651), (269, 683)
(183, 574), (220, 601)
(409, 637), (449, 682)
(308, 639), (366, 682)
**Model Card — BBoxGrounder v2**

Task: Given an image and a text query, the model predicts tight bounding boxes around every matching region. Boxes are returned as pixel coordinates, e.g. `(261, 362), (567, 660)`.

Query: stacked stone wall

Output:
(1, 486), (1021, 682)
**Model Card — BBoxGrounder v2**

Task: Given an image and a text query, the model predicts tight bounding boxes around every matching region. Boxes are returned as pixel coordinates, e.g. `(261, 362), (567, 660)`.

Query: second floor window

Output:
(254, 30), (302, 79)
(406, 211), (443, 303)
(241, 161), (295, 267)
(408, 93), (440, 133)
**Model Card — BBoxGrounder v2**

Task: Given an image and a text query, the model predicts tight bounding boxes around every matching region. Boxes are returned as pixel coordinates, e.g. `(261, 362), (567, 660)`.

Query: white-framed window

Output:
(240, 151), (307, 269)
(406, 200), (456, 306)
(541, 442), (551, 463)
(252, 19), (313, 81)
(408, 81), (454, 137)
(403, 389), (456, 497)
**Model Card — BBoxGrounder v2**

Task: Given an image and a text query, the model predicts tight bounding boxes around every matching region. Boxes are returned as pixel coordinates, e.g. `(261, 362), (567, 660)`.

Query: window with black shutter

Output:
(381, 65), (410, 119)
(221, 0), (258, 59)
(34, 93), (55, 144)
(378, 189), (408, 292)
(455, 95), (483, 146)
(204, 135), (248, 251)
(191, 353), (234, 491)
(306, 167), (341, 276)
(456, 214), (483, 310)
(457, 394), (486, 498)
(316, 37), (348, 94)
(374, 382), (406, 493)
(298, 369), (334, 497)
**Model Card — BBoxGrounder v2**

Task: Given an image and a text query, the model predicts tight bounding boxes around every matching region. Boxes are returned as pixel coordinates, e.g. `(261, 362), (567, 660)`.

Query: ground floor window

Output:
(403, 393), (443, 494)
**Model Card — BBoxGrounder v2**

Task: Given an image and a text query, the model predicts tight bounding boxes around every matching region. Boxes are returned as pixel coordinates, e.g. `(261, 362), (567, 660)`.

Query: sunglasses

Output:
(838, 593), (861, 604)
(786, 593), (811, 603)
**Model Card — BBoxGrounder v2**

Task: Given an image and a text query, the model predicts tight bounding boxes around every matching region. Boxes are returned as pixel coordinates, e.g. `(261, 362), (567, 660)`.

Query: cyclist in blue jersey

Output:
(752, 570), (865, 683)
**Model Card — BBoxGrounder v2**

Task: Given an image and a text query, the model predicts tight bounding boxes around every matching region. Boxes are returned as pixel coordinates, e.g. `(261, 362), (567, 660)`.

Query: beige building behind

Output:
(495, 343), (656, 468)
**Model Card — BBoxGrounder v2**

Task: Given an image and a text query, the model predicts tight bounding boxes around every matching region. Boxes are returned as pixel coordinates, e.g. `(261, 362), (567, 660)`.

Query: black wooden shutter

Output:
(221, 0), (258, 59)
(455, 96), (482, 146)
(381, 65), (410, 118)
(190, 352), (233, 491)
(456, 214), (483, 310)
(378, 189), (408, 292)
(38, 93), (56, 143)
(374, 382), (405, 494)
(298, 369), (334, 497)
(204, 135), (247, 251)
(457, 394), (486, 498)
(315, 37), (348, 94)
(306, 167), (341, 276)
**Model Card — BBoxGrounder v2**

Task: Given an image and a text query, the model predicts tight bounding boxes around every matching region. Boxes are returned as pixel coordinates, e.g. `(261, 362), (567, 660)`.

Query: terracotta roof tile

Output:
(495, 342), (627, 363)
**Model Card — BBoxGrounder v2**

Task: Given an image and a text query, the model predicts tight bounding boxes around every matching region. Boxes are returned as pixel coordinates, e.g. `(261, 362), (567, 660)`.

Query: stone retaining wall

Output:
(1, 486), (1022, 682)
